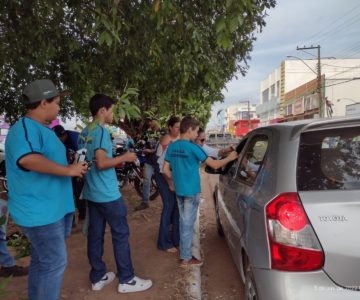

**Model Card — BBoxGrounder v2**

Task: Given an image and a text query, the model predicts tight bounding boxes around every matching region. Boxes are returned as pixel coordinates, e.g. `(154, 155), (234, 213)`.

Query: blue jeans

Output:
(21, 213), (73, 300)
(87, 198), (134, 284)
(154, 167), (179, 250)
(142, 163), (154, 203)
(0, 225), (15, 268)
(177, 194), (200, 261)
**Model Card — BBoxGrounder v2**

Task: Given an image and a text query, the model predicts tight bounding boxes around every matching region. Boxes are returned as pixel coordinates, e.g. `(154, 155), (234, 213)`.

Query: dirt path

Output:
(4, 186), (189, 300)
(200, 171), (244, 300)
(4, 174), (243, 300)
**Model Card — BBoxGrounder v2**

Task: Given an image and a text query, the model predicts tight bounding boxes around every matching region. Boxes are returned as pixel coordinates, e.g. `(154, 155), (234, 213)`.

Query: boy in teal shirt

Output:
(5, 79), (88, 300)
(79, 94), (152, 294)
(164, 116), (238, 266)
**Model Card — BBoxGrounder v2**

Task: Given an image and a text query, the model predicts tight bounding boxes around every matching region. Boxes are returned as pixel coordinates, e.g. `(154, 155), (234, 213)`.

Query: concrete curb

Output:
(187, 201), (203, 299)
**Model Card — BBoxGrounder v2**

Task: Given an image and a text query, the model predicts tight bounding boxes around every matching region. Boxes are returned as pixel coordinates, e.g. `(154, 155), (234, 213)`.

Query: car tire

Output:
(213, 190), (224, 237)
(244, 260), (258, 300)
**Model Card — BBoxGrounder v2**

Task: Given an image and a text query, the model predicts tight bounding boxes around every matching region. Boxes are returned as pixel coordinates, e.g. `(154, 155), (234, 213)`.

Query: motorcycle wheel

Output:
(117, 174), (128, 189)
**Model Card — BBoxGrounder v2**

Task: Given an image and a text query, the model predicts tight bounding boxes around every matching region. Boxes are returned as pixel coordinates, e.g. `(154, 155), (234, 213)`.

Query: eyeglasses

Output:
(200, 139), (205, 143)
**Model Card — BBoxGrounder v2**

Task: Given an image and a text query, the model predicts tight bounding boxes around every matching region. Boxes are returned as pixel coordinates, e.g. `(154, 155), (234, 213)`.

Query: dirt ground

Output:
(3, 172), (243, 300)
(200, 171), (244, 300)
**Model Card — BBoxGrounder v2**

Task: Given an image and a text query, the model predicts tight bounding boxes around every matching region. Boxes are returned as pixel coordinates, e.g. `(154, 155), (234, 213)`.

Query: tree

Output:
(0, 0), (276, 134)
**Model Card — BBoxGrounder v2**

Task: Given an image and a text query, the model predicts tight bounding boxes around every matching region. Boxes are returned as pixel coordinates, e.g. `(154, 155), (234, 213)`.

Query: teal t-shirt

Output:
(5, 117), (74, 227)
(165, 140), (207, 197)
(79, 124), (121, 202)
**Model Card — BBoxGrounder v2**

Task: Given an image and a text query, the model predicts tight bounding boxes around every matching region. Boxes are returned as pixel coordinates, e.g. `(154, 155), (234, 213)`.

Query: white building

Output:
(257, 58), (360, 124)
(225, 103), (257, 132)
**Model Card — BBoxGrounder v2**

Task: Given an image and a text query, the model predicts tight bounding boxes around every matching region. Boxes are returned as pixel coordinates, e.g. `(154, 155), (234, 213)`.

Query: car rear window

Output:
(297, 126), (360, 191)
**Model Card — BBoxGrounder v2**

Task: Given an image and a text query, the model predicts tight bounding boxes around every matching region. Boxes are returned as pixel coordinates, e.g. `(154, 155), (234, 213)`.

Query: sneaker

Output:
(118, 276), (153, 293)
(91, 272), (115, 291)
(180, 257), (203, 267)
(134, 202), (149, 211)
(0, 265), (28, 277)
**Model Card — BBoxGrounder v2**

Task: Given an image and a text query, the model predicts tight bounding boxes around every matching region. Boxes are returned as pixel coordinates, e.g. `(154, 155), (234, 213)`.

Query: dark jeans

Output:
(87, 198), (134, 284)
(75, 198), (86, 221)
(21, 213), (73, 300)
(154, 166), (180, 250)
(72, 177), (86, 221)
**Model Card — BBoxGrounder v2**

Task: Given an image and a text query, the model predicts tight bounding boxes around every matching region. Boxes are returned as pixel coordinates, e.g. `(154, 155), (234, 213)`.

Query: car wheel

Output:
(244, 262), (258, 300)
(213, 191), (224, 237)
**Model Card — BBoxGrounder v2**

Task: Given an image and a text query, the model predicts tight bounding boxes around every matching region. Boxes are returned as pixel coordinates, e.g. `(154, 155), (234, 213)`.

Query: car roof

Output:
(259, 116), (360, 140)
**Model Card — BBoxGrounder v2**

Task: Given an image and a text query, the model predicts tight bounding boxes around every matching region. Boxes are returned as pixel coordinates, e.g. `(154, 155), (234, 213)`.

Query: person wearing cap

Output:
(5, 79), (88, 300)
(53, 124), (80, 154)
(135, 118), (161, 211)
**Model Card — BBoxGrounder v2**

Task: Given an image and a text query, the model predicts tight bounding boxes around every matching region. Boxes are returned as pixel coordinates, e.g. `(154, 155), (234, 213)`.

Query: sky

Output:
(207, 0), (360, 128)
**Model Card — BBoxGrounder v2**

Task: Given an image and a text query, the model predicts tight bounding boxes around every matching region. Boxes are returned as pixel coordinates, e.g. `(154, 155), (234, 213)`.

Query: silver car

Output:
(209, 117), (360, 300)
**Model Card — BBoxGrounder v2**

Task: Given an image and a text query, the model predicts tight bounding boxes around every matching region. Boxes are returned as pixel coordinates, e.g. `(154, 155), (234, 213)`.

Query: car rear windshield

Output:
(297, 126), (360, 191)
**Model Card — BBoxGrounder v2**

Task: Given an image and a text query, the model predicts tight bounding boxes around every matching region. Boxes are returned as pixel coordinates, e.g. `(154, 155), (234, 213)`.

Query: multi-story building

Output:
(225, 103), (257, 134)
(257, 58), (360, 124)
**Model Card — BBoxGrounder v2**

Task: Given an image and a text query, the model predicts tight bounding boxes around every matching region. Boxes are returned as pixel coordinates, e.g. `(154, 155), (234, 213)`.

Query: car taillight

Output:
(266, 193), (324, 271)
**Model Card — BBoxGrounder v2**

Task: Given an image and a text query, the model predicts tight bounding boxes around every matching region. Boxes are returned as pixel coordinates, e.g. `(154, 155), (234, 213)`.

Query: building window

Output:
(271, 84), (276, 99)
(262, 89), (269, 103)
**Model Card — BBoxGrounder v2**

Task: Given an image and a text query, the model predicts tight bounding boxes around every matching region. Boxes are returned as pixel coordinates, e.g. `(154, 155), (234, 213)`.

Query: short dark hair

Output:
(89, 94), (116, 117)
(167, 116), (180, 128)
(24, 95), (57, 110)
(180, 116), (200, 134)
(197, 128), (205, 136)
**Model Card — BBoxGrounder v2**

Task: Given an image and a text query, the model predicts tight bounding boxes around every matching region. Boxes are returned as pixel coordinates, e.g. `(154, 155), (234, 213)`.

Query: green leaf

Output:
(215, 17), (226, 33)
(229, 17), (238, 33)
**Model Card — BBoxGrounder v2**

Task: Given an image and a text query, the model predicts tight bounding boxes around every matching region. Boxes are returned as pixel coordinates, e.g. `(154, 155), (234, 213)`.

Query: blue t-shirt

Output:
(5, 117), (74, 227)
(79, 124), (121, 202)
(165, 140), (207, 197)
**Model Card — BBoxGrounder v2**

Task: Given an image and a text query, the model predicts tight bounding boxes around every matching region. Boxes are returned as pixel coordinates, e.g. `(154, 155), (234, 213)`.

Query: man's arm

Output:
(142, 149), (156, 154)
(162, 161), (175, 191)
(218, 145), (234, 157)
(19, 154), (88, 177)
(205, 151), (238, 170)
(95, 149), (137, 170)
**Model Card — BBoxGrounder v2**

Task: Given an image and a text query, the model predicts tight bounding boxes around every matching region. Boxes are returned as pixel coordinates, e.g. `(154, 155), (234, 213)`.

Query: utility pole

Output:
(296, 45), (323, 117)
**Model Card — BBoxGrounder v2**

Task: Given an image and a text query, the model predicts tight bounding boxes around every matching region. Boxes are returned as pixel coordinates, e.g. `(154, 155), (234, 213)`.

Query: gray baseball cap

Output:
(23, 79), (68, 103)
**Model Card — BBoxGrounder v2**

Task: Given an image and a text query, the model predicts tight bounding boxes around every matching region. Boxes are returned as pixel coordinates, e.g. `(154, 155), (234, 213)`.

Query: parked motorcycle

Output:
(114, 145), (159, 201)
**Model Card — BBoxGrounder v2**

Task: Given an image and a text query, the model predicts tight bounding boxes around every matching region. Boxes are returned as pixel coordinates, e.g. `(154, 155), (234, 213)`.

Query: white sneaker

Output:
(118, 276), (153, 293)
(92, 272), (116, 291)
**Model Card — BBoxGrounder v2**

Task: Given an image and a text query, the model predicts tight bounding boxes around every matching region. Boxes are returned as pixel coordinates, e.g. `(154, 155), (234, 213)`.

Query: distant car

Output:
(207, 117), (360, 300)
(207, 132), (234, 141)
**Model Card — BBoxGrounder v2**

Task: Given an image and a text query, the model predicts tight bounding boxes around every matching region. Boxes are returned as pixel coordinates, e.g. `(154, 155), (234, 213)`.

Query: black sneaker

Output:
(134, 202), (149, 211)
(0, 265), (28, 277)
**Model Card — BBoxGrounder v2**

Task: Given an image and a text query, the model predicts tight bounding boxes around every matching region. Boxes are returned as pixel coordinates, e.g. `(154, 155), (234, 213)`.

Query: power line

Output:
(301, 3), (360, 44)
(323, 78), (360, 88)
(314, 12), (360, 45)
(326, 63), (360, 79)
(321, 62), (360, 68)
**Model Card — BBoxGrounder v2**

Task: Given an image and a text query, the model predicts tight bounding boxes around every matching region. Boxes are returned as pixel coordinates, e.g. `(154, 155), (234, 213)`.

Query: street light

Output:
(286, 55), (317, 75)
(238, 100), (251, 129)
